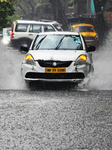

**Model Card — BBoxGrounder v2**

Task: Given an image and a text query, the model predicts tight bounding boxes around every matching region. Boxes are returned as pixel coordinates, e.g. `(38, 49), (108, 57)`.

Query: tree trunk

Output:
(49, 0), (68, 30)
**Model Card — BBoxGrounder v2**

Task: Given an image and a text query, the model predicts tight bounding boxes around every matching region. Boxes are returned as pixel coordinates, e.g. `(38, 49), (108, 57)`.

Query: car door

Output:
(14, 23), (29, 40)
(43, 25), (56, 32)
(28, 24), (43, 40)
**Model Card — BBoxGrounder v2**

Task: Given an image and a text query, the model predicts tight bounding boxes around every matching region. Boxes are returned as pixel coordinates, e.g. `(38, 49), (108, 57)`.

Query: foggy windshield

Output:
(32, 34), (83, 50)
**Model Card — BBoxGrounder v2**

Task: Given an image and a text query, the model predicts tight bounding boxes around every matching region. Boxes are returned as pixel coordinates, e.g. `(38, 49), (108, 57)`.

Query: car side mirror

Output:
(87, 45), (96, 52)
(20, 44), (29, 53)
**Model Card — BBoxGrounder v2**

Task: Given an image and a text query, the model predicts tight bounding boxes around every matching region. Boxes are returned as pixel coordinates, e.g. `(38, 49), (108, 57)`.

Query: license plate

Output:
(45, 68), (66, 73)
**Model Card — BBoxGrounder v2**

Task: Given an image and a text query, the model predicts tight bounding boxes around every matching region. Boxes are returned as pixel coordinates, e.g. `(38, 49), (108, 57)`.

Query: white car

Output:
(20, 32), (95, 84)
(2, 27), (11, 45)
(10, 20), (63, 49)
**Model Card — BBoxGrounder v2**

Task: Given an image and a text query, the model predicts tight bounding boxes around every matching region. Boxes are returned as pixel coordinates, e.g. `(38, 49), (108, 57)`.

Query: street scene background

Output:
(0, 0), (112, 150)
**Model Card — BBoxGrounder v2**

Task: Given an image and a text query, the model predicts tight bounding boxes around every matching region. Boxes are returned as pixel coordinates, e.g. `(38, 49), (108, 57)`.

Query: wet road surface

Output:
(0, 28), (112, 149)
(0, 90), (112, 150)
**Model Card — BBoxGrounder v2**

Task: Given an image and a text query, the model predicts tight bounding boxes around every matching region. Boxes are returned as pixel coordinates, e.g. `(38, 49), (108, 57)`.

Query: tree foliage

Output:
(0, 0), (16, 30)
(0, 0), (68, 30)
(15, 0), (50, 20)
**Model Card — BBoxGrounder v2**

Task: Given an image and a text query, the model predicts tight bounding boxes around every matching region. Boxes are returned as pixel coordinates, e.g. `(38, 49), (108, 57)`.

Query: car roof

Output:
(37, 31), (80, 36)
(38, 19), (62, 25)
(71, 23), (94, 27)
(15, 20), (60, 25)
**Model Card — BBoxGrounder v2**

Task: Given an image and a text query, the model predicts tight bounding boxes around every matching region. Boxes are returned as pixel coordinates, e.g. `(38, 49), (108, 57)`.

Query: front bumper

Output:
(21, 61), (92, 82)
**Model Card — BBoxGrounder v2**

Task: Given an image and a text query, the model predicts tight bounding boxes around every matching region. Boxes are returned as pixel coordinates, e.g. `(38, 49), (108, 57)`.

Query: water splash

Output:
(0, 41), (26, 89)
(0, 28), (112, 91)
(88, 28), (112, 90)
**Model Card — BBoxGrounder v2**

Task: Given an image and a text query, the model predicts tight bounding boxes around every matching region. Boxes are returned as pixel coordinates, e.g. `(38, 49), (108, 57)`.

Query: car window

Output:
(75, 26), (94, 32)
(55, 35), (83, 50)
(7, 29), (11, 36)
(29, 24), (42, 33)
(75, 27), (80, 32)
(15, 24), (28, 32)
(32, 34), (83, 50)
(32, 35), (46, 49)
(43, 25), (55, 32)
(3, 29), (11, 36)
(71, 27), (74, 32)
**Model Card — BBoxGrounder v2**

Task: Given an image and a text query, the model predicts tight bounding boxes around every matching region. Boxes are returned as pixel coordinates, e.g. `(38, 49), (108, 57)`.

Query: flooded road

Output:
(0, 90), (112, 150)
(0, 29), (112, 90)
(0, 29), (112, 150)
(88, 29), (112, 90)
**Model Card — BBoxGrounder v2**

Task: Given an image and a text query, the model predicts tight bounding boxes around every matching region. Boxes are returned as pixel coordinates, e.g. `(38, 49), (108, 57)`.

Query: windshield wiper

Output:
(55, 36), (65, 50)
(35, 35), (47, 50)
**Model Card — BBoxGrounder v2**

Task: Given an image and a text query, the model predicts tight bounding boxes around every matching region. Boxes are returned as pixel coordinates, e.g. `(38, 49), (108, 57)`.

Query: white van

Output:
(10, 20), (63, 49)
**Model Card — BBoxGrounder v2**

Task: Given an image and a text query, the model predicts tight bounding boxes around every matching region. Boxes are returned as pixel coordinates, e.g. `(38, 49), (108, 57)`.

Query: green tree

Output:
(15, 0), (50, 20)
(0, 0), (68, 30)
(0, 0), (16, 30)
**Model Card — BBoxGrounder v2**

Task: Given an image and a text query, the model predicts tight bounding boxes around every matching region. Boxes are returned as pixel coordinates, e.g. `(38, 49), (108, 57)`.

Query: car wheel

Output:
(18, 38), (32, 50)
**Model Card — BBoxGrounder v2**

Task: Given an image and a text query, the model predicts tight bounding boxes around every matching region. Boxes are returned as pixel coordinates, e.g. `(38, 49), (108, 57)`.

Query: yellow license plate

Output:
(45, 68), (66, 73)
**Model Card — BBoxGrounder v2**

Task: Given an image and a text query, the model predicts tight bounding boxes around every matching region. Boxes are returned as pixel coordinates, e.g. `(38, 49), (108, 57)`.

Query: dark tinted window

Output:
(75, 26), (94, 32)
(29, 24), (42, 33)
(15, 24), (28, 32)
(43, 25), (55, 32)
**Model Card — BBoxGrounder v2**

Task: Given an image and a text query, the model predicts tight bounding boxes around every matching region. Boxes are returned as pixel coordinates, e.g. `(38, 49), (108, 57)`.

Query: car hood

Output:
(29, 50), (86, 61)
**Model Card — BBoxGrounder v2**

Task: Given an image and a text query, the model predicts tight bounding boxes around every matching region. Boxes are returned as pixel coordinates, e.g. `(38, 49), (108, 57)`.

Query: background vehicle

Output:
(2, 27), (11, 45)
(70, 23), (99, 46)
(10, 20), (63, 49)
(20, 32), (95, 86)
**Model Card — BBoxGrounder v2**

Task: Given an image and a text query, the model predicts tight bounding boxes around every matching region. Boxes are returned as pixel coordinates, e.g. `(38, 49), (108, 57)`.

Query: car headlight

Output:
(25, 54), (35, 65)
(74, 55), (87, 65)
(95, 35), (99, 39)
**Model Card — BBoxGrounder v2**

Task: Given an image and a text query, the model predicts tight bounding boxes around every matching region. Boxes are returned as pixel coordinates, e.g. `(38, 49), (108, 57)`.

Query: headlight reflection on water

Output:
(2, 37), (10, 45)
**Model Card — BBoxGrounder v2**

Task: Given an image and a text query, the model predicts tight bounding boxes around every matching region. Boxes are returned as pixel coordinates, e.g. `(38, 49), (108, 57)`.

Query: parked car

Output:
(70, 23), (99, 46)
(10, 20), (63, 49)
(20, 31), (95, 86)
(1, 27), (11, 45)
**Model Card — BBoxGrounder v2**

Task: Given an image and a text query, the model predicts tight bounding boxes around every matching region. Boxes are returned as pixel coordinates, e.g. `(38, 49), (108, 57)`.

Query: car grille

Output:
(25, 73), (85, 79)
(84, 36), (95, 41)
(37, 60), (72, 68)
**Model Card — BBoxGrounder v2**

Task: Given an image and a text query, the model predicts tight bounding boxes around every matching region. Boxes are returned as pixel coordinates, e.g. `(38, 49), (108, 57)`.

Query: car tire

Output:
(18, 38), (32, 50)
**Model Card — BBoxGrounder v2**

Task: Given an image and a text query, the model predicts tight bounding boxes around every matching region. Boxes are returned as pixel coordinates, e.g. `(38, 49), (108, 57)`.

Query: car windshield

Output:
(75, 26), (94, 32)
(32, 34), (83, 50)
